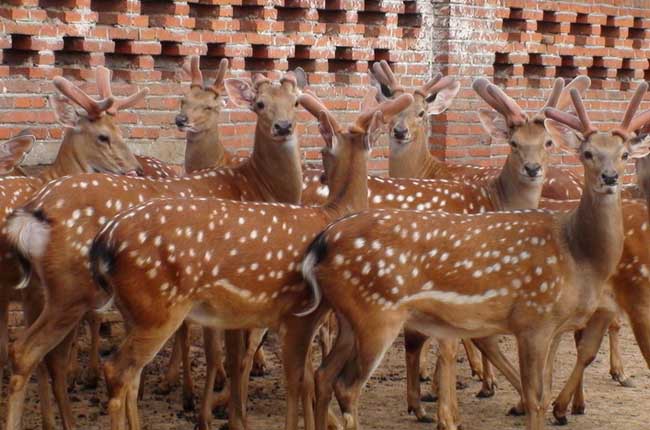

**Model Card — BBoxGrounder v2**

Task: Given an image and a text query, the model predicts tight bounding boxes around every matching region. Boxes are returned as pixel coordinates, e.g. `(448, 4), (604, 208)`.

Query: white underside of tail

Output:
(6, 210), (51, 261)
(297, 249), (322, 317)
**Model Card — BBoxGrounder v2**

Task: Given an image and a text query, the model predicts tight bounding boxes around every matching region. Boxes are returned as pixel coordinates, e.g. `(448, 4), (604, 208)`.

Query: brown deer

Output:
(87, 90), (413, 430)
(371, 60), (586, 200)
(0, 72), (147, 430)
(300, 85), (650, 430)
(4, 71), (307, 430)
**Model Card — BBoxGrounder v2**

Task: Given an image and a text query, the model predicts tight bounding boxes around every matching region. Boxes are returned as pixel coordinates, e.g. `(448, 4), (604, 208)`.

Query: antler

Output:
(299, 90), (343, 133)
(95, 66), (149, 116)
(614, 82), (649, 138)
(52, 76), (114, 119)
(371, 60), (405, 96)
(354, 93), (414, 132)
(556, 75), (591, 111)
(415, 74), (458, 100)
(544, 88), (597, 137)
(473, 78), (527, 126)
(183, 56), (229, 93)
(540, 78), (565, 111)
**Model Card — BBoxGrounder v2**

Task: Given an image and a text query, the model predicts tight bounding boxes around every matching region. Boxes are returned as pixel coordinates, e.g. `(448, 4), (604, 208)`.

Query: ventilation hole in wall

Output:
(570, 13), (590, 46)
(537, 10), (561, 35)
(373, 48), (390, 62)
(502, 8), (526, 33)
(617, 59), (634, 90)
(523, 55), (545, 80)
(328, 58), (357, 74)
(244, 58), (275, 73)
(358, 10), (386, 37)
(189, 2), (222, 30)
(601, 16), (620, 48)
(587, 57), (606, 89)
(287, 58), (317, 72)
(2, 35), (35, 67)
(397, 1), (421, 38)
(493, 52), (513, 82)
(54, 37), (88, 76)
(153, 55), (184, 80)
(628, 18), (646, 49)
(556, 55), (578, 79)
(317, 7), (345, 24)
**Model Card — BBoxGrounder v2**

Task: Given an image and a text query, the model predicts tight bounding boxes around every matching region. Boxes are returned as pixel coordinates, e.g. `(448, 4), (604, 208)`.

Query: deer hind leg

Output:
(104, 316), (185, 430)
(517, 331), (552, 430)
(403, 328), (433, 422)
(476, 352), (496, 398)
(6, 303), (85, 430)
(331, 317), (403, 430)
(419, 337), (433, 381)
(43, 329), (77, 430)
(197, 327), (223, 430)
(436, 338), (460, 430)
(81, 311), (103, 389)
(552, 310), (612, 425)
(251, 340), (268, 377)
(471, 336), (524, 415)
(35, 362), (56, 430)
(224, 329), (249, 430)
(461, 339), (483, 379)
(608, 316), (633, 387)
(155, 323), (186, 396)
(178, 322), (195, 411)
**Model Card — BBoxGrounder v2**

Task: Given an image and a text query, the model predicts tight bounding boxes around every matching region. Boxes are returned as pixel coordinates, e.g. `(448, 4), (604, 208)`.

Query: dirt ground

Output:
(2, 321), (649, 430)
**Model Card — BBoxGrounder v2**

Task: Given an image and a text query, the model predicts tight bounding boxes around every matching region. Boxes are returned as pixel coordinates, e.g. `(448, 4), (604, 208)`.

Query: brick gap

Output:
(90, 0), (123, 13)
(397, 2), (421, 33)
(570, 13), (591, 46)
(275, 6), (308, 22)
(53, 49), (90, 74)
(189, 2), (220, 19)
(233, 4), (265, 20)
(287, 58), (317, 72)
(587, 56), (607, 89)
(2, 35), (36, 67)
(373, 48), (390, 62)
(493, 52), (513, 82)
(502, 8), (525, 33)
(328, 57), (357, 74)
(141, 0), (174, 16)
(357, 10), (385, 26)
(617, 59), (634, 87)
(537, 10), (561, 35)
(556, 55), (578, 79)
(317, 8), (345, 24)
(104, 52), (139, 70)
(153, 54), (185, 80)
(244, 57), (275, 72)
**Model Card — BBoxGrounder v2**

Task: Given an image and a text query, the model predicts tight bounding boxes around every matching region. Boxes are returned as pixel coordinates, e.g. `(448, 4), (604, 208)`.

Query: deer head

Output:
(545, 83), (650, 197)
(224, 69), (307, 146)
(175, 56), (229, 134)
(474, 76), (591, 185)
(299, 89), (414, 213)
(49, 71), (144, 176)
(370, 60), (460, 156)
(0, 130), (35, 175)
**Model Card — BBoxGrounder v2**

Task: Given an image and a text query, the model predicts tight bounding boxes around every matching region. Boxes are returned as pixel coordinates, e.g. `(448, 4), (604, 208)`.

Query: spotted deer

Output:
(86, 90), (412, 430)
(369, 60), (585, 200)
(4, 71), (308, 430)
(300, 85), (650, 430)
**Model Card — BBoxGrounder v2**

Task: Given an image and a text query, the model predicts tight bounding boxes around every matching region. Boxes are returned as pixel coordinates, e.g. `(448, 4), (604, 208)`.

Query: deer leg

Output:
(81, 312), (102, 389)
(517, 332), (552, 430)
(0, 286), (9, 391)
(35, 362), (56, 430)
(315, 314), (356, 430)
(419, 337), (433, 381)
(543, 334), (562, 409)
(155, 325), (184, 396)
(198, 327), (220, 430)
(224, 329), (248, 430)
(436, 338), (460, 430)
(43, 329), (77, 430)
(178, 322), (195, 411)
(461, 339), (483, 379)
(403, 328), (433, 422)
(608, 316), (633, 387)
(552, 311), (612, 424)
(239, 329), (267, 412)
(250, 342), (267, 378)
(625, 300), (650, 369)
(471, 336), (523, 415)
(6, 301), (85, 430)
(476, 352), (496, 398)
(104, 316), (185, 430)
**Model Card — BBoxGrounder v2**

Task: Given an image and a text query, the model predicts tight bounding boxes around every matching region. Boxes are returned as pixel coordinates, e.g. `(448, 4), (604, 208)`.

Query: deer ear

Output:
(0, 131), (35, 173)
(50, 94), (79, 128)
(317, 111), (335, 149)
(427, 81), (460, 115)
(224, 78), (256, 108)
(629, 135), (650, 159)
(478, 108), (509, 142)
(544, 119), (580, 153)
(293, 67), (308, 90)
(365, 111), (384, 149)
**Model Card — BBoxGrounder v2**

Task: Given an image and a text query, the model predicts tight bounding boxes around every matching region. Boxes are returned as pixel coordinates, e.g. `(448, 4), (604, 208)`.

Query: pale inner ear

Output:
(543, 119), (581, 154)
(50, 94), (79, 128)
(224, 78), (256, 108)
(317, 111), (335, 149)
(427, 81), (461, 115)
(630, 135), (650, 159)
(478, 109), (509, 142)
(365, 111), (384, 149)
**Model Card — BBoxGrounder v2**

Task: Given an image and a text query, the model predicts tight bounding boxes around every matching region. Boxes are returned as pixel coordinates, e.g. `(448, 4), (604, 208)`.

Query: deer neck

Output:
(564, 187), (624, 280)
(245, 124), (303, 204)
(388, 132), (436, 179)
(489, 154), (543, 210)
(184, 128), (226, 173)
(323, 156), (369, 220)
(38, 130), (87, 182)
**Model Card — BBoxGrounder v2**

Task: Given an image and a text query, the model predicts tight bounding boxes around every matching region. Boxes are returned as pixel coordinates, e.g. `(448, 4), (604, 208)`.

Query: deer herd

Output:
(0, 56), (649, 430)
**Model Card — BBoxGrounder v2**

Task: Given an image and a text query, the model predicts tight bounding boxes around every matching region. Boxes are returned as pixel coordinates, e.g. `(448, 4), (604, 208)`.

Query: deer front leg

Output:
(476, 353), (496, 398)
(461, 339), (483, 379)
(517, 332), (552, 430)
(552, 311), (611, 425)
(403, 328), (433, 422)
(179, 322), (195, 411)
(436, 338), (460, 430)
(224, 329), (249, 430)
(198, 327), (222, 430)
(608, 316), (633, 387)
(155, 323), (186, 396)
(82, 311), (103, 389)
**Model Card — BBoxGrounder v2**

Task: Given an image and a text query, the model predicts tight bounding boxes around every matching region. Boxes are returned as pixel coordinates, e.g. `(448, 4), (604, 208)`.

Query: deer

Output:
(0, 70), (149, 430)
(85, 89), (412, 430)
(299, 84), (650, 430)
(370, 60), (585, 199)
(3, 71), (309, 430)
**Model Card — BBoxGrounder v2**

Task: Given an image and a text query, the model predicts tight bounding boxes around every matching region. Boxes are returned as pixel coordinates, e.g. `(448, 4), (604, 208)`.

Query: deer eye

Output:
(509, 140), (518, 149)
(418, 110), (425, 117)
(294, 100), (299, 107)
(583, 150), (593, 160)
(622, 152), (629, 161)
(545, 140), (553, 148)
(97, 134), (110, 144)
(255, 101), (265, 110)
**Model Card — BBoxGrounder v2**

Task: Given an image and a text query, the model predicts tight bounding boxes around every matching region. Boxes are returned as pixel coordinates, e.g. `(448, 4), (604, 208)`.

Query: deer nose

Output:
(274, 121), (293, 136)
(175, 114), (188, 128)
(601, 172), (619, 186)
(524, 163), (541, 178)
(393, 125), (408, 140)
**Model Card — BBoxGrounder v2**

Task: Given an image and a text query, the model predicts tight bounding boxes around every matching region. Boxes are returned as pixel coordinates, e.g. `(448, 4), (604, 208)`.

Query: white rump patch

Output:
(6, 211), (51, 261)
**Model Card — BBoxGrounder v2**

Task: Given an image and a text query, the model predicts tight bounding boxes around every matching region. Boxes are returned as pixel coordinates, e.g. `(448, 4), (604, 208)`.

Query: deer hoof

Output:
(421, 393), (438, 403)
(571, 404), (585, 415)
(183, 393), (195, 412)
(475, 386), (495, 398)
(613, 374), (635, 388)
(507, 405), (525, 416)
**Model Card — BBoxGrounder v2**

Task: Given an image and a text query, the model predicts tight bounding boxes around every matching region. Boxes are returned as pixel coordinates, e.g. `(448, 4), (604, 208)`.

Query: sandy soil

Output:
(2, 321), (649, 430)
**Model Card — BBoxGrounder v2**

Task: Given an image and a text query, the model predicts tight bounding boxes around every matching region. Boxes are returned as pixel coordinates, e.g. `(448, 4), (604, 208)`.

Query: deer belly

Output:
(405, 309), (509, 340)
(187, 301), (279, 330)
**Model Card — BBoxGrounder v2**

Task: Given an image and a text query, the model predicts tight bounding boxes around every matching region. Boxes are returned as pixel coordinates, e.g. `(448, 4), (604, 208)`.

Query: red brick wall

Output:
(1, 0), (649, 174)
